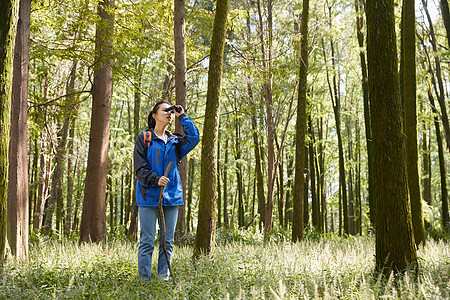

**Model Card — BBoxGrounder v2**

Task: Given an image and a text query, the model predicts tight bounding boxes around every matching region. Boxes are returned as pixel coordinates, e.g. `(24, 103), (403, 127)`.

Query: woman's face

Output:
(153, 103), (173, 127)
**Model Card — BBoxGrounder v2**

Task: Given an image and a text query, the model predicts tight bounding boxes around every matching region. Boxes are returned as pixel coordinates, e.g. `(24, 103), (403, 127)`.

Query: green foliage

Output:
(1, 238), (449, 299)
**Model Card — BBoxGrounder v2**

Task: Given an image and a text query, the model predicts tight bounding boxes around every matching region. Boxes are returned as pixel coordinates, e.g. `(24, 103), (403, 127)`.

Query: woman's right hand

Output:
(158, 176), (170, 187)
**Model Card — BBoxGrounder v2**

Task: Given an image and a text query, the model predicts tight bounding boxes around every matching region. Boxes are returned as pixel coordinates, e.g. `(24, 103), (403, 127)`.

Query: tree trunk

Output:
(366, 0), (417, 274)
(284, 153), (294, 227)
(440, 0), (450, 49)
(402, 0), (425, 246)
(277, 140), (284, 228)
(223, 138), (229, 228)
(317, 118), (326, 232)
(310, 119), (319, 231)
(7, 0), (30, 262)
(355, 119), (362, 235)
(234, 120), (244, 228)
(217, 131), (222, 229)
(427, 88), (450, 231)
(255, 0), (276, 236)
(174, 0), (188, 237)
(421, 103), (432, 230)
(194, 0), (229, 258)
(126, 60), (142, 240)
(65, 104), (77, 233)
(80, 0), (115, 243)
(355, 0), (374, 229)
(43, 67), (77, 234)
(423, 0), (450, 152)
(248, 81), (265, 231)
(0, 0), (19, 269)
(346, 114), (355, 235)
(292, 0), (310, 242)
(303, 146), (309, 229)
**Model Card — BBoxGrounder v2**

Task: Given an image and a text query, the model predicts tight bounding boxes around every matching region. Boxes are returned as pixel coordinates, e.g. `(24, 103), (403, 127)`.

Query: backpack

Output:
(142, 130), (181, 165)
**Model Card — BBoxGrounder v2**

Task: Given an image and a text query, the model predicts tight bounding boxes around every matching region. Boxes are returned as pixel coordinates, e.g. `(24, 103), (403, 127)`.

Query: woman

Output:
(134, 100), (200, 281)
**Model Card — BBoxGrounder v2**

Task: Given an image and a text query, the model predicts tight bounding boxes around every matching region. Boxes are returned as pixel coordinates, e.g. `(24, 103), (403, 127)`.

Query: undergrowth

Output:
(0, 232), (448, 299)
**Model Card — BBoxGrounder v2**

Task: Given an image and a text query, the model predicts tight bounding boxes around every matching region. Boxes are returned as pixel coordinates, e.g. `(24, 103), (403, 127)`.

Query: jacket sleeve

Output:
(134, 132), (160, 187)
(177, 114), (200, 159)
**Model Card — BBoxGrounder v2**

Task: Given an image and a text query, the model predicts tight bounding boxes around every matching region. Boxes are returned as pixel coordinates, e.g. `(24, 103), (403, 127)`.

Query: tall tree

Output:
(174, 0), (188, 236)
(422, 0), (450, 153)
(42, 62), (78, 234)
(193, 0), (229, 257)
(355, 0), (374, 229)
(402, 0), (425, 245)
(127, 59), (142, 240)
(80, 0), (115, 243)
(292, 0), (310, 242)
(428, 90), (450, 231)
(7, 0), (29, 261)
(322, 36), (348, 235)
(0, 0), (19, 269)
(255, 0), (276, 236)
(366, 0), (417, 274)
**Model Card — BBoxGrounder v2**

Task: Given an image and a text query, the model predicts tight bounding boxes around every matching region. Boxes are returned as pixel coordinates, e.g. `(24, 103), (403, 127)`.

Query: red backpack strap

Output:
(143, 130), (152, 149)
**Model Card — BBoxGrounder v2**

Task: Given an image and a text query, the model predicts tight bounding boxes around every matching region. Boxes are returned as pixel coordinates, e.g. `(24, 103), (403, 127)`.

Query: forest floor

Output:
(0, 232), (449, 299)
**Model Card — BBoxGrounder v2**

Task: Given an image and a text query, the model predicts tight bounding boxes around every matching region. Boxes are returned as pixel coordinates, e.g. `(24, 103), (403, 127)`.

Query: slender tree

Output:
(80, 0), (115, 243)
(194, 0), (229, 257)
(428, 90), (450, 230)
(292, 0), (310, 242)
(355, 0), (374, 229)
(366, 0), (417, 274)
(0, 0), (19, 269)
(402, 0), (425, 245)
(7, 0), (30, 261)
(422, 0), (450, 152)
(174, 0), (188, 236)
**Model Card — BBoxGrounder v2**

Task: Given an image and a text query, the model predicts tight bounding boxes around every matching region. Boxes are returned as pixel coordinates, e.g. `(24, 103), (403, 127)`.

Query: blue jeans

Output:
(138, 206), (178, 280)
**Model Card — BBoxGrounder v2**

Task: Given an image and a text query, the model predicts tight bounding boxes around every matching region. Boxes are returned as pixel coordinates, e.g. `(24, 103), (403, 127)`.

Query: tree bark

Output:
(174, 0), (188, 237)
(402, 0), (425, 246)
(0, 0), (19, 269)
(194, 0), (229, 258)
(80, 0), (115, 243)
(366, 0), (417, 274)
(7, 0), (29, 262)
(292, 0), (310, 242)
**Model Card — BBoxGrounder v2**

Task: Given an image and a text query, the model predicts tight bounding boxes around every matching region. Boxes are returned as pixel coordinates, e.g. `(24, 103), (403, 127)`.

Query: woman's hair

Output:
(148, 100), (171, 129)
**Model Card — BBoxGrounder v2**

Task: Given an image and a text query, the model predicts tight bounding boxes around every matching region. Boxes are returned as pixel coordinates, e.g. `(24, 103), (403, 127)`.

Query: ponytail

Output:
(147, 100), (171, 129)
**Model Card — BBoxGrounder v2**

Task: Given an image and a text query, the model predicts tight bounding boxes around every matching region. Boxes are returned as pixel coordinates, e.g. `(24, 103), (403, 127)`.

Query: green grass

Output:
(0, 235), (449, 299)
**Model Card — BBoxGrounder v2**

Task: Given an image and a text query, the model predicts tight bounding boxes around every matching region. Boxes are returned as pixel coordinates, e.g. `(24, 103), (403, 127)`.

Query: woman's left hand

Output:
(174, 105), (184, 117)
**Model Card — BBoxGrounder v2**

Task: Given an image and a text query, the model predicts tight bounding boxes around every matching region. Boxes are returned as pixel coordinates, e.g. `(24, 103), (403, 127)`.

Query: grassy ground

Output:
(0, 234), (449, 299)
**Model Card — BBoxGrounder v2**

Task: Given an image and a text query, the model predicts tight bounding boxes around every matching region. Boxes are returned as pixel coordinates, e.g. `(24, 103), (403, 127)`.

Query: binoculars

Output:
(163, 105), (183, 113)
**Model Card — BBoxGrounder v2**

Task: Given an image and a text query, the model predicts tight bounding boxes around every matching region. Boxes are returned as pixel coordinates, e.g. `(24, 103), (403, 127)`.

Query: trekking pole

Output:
(158, 162), (175, 285)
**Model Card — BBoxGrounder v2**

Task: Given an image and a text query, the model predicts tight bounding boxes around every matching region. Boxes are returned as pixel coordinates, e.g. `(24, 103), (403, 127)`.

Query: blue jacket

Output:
(134, 114), (200, 207)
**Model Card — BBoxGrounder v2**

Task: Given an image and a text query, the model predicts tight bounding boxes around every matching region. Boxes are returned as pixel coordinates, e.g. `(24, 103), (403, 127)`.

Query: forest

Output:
(0, 0), (449, 298)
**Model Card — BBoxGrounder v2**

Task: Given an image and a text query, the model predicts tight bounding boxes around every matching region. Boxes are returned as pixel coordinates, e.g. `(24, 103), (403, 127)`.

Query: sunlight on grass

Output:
(0, 236), (448, 299)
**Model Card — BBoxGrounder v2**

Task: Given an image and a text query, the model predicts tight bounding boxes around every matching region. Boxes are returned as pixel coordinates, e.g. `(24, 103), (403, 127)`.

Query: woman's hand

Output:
(158, 176), (170, 187)
(174, 105), (184, 117)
